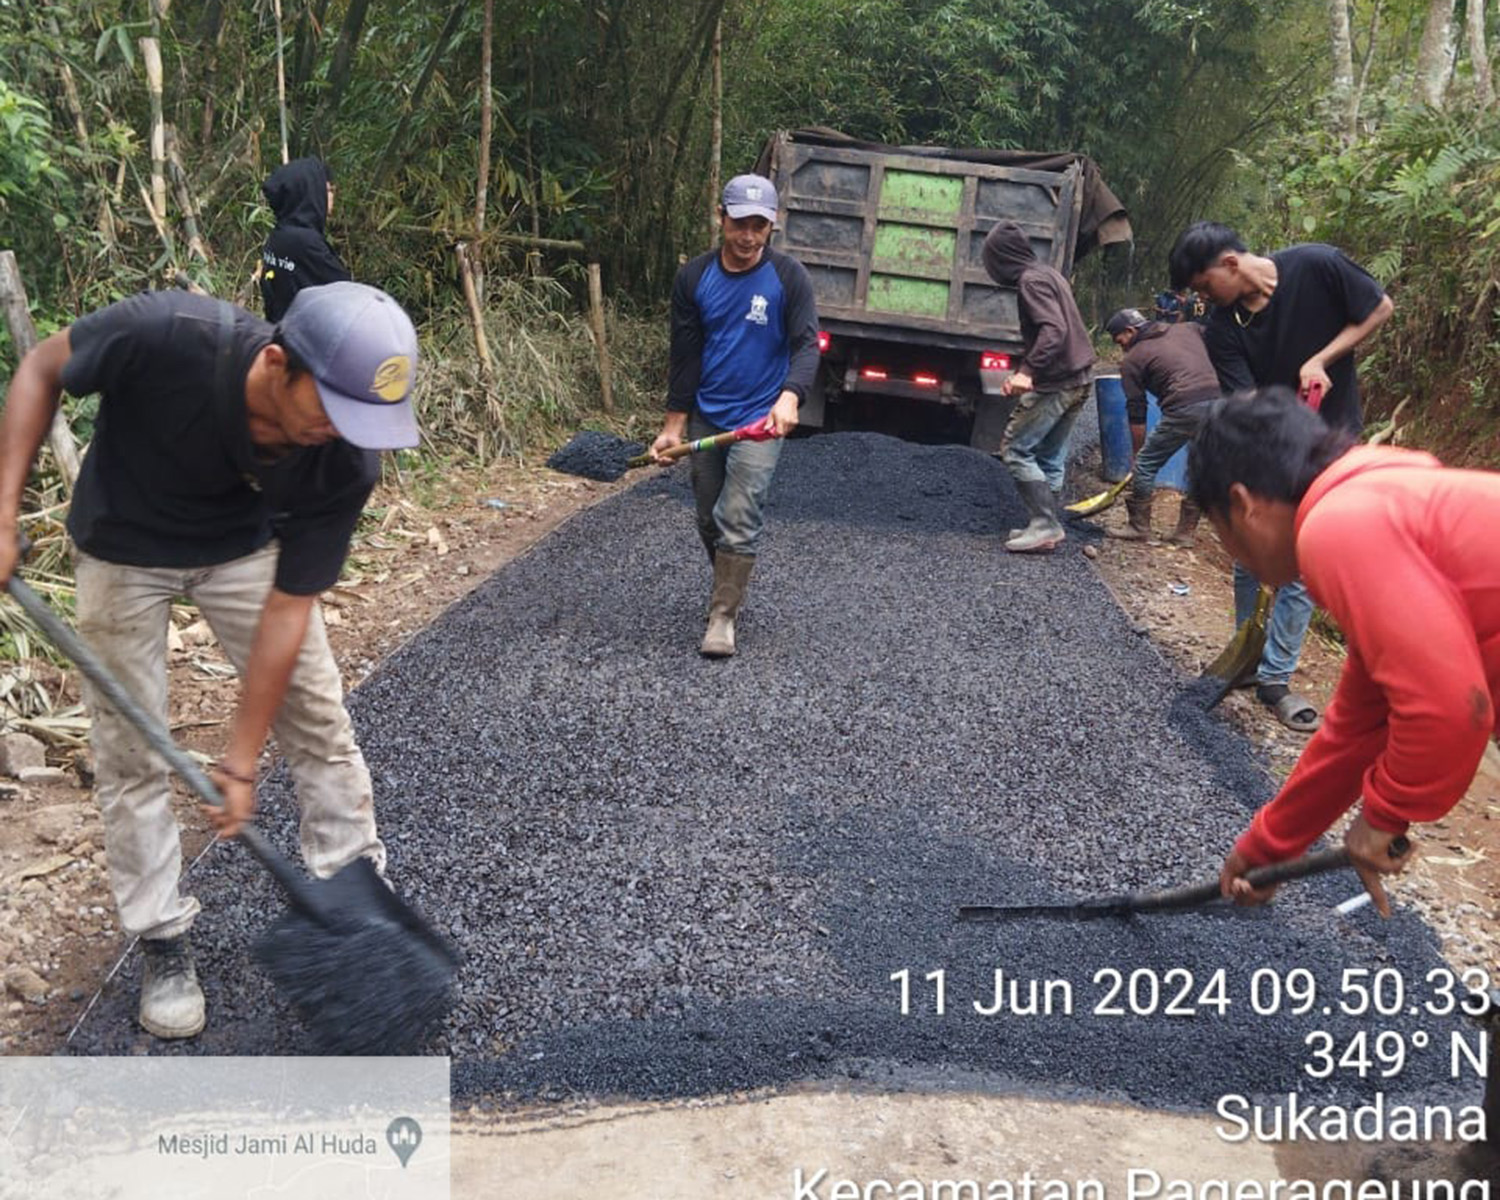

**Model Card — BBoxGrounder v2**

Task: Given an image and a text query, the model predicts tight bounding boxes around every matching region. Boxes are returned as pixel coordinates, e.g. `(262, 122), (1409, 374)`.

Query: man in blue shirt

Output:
(650, 174), (819, 657)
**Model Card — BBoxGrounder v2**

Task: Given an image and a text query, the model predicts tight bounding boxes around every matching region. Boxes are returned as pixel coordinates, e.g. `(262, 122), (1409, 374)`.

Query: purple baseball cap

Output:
(722, 174), (779, 223)
(278, 281), (420, 450)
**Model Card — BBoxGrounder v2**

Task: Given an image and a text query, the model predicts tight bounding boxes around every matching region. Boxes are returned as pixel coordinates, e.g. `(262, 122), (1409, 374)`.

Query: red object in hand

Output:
(740, 417), (780, 442)
(1300, 381), (1325, 412)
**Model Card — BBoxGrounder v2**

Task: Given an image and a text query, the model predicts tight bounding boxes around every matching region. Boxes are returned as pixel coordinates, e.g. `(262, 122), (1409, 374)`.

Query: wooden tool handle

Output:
(5, 573), (320, 914)
(626, 429), (740, 469)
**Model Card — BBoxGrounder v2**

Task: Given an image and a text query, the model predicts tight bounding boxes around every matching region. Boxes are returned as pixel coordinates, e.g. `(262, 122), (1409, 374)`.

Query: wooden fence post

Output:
(0, 252), (81, 493)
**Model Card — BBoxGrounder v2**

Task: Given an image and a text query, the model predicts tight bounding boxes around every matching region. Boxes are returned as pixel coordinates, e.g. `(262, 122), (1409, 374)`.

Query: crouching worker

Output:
(981, 221), (1095, 553)
(0, 281), (420, 1039)
(1188, 389), (1500, 916)
(650, 173), (819, 657)
(1105, 307), (1220, 546)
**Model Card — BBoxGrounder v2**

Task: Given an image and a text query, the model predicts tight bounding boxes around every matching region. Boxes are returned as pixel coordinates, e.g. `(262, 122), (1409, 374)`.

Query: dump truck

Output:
(758, 129), (1131, 450)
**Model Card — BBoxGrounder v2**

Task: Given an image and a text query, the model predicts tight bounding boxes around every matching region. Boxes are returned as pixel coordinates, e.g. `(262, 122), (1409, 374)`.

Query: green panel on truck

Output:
(871, 223), (956, 279)
(866, 275), (949, 318)
(878, 170), (963, 219)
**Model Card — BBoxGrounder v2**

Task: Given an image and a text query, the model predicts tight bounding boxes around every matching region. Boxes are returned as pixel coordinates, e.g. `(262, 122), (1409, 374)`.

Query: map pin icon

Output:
(386, 1116), (422, 1168)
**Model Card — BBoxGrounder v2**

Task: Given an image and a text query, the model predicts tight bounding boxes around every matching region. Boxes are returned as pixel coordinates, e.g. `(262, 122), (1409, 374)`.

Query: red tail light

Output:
(912, 372), (940, 387)
(981, 351), (1011, 371)
(860, 367), (888, 381)
(817, 330), (831, 353)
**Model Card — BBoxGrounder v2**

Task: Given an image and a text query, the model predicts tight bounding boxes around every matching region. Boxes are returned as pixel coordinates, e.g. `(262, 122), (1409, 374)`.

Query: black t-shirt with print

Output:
(61, 290), (378, 595)
(1202, 243), (1387, 433)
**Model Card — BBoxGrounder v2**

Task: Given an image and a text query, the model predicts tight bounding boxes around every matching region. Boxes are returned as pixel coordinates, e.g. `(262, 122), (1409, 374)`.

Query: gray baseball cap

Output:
(722, 174), (779, 223)
(278, 281), (420, 450)
(1105, 307), (1149, 337)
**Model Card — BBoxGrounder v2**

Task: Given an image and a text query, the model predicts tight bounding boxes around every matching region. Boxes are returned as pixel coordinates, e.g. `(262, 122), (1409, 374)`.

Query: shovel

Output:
(1200, 584), (1274, 709)
(548, 418), (777, 482)
(958, 837), (1410, 921)
(1065, 473), (1132, 517)
(5, 571), (458, 1053)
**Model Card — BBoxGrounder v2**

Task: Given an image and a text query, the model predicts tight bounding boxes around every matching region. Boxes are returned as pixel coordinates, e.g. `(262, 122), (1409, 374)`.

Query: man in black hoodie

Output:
(260, 157), (350, 322)
(981, 221), (1096, 553)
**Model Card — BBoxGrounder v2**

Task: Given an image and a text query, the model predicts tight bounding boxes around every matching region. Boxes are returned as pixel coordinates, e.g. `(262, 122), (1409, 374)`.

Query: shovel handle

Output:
(4, 573), (321, 913)
(626, 423), (772, 469)
(1130, 836), (1412, 914)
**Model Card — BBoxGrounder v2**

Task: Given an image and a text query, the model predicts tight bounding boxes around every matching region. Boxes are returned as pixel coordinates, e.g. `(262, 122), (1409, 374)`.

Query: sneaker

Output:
(139, 934), (206, 1039)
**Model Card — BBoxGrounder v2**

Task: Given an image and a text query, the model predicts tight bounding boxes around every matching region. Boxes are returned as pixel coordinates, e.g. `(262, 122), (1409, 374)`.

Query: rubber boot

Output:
(1005, 480), (1065, 553)
(139, 934), (206, 1039)
(700, 550), (754, 657)
(1164, 497), (1201, 548)
(1109, 492), (1153, 541)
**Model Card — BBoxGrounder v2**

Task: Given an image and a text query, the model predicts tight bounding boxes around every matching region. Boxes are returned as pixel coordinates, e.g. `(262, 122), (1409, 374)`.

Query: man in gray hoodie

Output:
(981, 221), (1096, 553)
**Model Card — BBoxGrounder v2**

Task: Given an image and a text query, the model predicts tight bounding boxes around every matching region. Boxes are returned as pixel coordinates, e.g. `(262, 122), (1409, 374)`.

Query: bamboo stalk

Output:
(456, 243), (494, 379)
(708, 14), (723, 241)
(0, 253), (81, 494)
(587, 262), (615, 414)
(475, 0), (494, 304)
(271, 0), (290, 164)
(165, 126), (211, 263)
(139, 183), (177, 263)
(140, 37), (168, 223)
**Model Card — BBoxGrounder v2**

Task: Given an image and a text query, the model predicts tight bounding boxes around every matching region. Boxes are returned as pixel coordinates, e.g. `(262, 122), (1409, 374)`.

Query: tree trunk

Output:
(369, 0), (468, 193)
(292, 0), (333, 143)
(307, 0), (373, 154)
(0, 253), (81, 494)
(1468, 0), (1494, 106)
(1416, 0), (1457, 106)
(1327, 0), (1356, 142)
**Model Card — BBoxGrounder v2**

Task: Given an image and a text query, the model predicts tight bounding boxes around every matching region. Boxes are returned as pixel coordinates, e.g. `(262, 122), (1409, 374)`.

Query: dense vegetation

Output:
(1, 0), (1498, 460)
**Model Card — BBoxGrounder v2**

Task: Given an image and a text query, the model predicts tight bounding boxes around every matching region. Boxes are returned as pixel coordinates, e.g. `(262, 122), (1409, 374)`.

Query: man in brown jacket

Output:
(1106, 307), (1222, 545)
(981, 221), (1096, 553)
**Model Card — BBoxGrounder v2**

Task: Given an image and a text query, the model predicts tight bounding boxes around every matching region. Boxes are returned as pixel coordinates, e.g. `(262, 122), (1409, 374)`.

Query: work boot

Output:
(1164, 497), (1201, 548)
(1005, 480), (1065, 554)
(700, 550), (754, 657)
(139, 934), (205, 1039)
(1109, 492), (1153, 541)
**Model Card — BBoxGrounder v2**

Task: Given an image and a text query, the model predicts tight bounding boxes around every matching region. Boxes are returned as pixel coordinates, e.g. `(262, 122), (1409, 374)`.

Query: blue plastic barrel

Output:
(1094, 375), (1189, 491)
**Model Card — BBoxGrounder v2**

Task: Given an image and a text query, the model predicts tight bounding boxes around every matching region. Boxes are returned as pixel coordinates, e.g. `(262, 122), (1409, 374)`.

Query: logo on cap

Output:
(371, 356), (413, 403)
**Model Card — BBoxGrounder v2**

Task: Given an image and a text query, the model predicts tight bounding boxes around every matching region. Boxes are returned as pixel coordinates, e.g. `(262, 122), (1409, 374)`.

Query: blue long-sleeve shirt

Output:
(667, 247), (820, 431)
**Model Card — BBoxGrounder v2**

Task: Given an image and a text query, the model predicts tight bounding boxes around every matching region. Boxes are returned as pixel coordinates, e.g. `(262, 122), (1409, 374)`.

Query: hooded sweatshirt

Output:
(260, 157), (350, 322)
(1119, 321), (1221, 414)
(1237, 445), (1500, 865)
(981, 222), (1094, 390)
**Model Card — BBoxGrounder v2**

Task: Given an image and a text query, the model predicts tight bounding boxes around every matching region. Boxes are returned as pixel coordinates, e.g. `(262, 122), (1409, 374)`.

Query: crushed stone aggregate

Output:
(545, 430), (645, 482)
(68, 432), (1470, 1114)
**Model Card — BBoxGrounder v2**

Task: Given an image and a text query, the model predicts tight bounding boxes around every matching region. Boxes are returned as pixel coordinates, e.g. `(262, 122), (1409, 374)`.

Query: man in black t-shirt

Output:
(1169, 222), (1393, 733)
(0, 282), (419, 1040)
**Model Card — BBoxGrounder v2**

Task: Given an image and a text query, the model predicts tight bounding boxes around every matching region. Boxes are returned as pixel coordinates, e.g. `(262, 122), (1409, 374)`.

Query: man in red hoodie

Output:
(1188, 388), (1500, 915)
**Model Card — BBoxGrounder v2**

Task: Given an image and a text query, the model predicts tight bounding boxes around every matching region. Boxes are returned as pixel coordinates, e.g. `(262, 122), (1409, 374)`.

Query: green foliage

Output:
(0, 79), (66, 211)
(1253, 105), (1500, 422)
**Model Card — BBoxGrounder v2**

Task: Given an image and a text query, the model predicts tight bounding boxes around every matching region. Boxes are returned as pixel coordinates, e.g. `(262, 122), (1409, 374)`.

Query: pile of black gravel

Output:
(546, 430), (645, 482)
(69, 433), (1469, 1116)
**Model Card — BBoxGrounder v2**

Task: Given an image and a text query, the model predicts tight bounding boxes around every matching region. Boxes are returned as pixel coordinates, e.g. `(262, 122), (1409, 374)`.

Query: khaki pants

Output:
(75, 543), (383, 939)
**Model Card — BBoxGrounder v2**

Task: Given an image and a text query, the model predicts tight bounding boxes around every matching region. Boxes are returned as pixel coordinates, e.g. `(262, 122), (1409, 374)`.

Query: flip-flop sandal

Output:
(1258, 686), (1321, 733)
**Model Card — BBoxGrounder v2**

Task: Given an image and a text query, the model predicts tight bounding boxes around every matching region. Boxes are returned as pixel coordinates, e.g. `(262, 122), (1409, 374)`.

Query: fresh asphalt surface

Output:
(70, 431), (1469, 1112)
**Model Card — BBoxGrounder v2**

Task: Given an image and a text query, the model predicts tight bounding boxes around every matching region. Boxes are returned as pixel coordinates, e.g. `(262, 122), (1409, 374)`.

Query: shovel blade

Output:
(1201, 585), (1274, 684)
(1065, 474), (1132, 517)
(253, 858), (459, 1054)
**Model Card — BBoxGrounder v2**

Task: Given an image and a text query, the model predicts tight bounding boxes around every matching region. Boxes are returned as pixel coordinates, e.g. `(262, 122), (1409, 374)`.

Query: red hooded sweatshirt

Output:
(1237, 445), (1500, 864)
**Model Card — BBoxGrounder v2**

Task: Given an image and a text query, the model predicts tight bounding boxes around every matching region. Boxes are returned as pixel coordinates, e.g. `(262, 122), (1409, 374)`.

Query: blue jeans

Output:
(1233, 563), (1315, 687)
(1000, 384), (1090, 489)
(689, 412), (784, 557)
(1131, 402), (1206, 499)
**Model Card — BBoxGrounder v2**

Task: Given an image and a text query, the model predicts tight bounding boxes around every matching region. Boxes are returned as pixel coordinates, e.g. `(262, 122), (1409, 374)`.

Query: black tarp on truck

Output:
(757, 128), (1131, 448)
